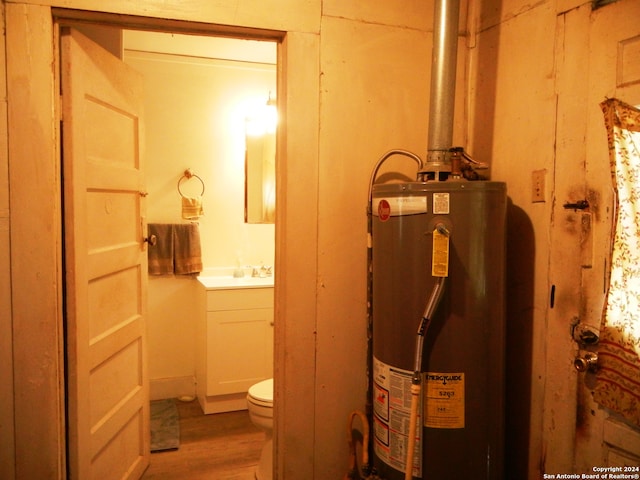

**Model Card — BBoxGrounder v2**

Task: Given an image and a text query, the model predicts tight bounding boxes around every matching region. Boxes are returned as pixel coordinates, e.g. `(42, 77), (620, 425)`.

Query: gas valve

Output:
(574, 352), (598, 373)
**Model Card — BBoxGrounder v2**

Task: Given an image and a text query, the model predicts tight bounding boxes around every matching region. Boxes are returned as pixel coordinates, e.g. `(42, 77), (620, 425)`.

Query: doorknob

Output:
(574, 352), (598, 372)
(144, 234), (157, 246)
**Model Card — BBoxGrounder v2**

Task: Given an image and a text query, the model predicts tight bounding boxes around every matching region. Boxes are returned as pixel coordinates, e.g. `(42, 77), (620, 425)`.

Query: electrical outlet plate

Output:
(532, 169), (546, 202)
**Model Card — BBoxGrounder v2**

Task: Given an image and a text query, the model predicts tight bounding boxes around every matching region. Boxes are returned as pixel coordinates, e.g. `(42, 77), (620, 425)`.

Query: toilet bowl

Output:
(247, 378), (273, 480)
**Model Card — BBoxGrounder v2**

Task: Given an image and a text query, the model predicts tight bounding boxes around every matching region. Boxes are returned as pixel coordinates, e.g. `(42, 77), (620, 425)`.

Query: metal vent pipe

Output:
(424, 0), (461, 176)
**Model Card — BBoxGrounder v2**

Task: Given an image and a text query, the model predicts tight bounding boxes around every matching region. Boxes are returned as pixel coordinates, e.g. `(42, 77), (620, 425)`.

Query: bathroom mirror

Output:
(245, 100), (276, 224)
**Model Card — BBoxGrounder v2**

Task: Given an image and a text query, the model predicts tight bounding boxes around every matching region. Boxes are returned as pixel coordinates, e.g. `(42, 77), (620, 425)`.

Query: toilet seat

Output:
(248, 378), (273, 405)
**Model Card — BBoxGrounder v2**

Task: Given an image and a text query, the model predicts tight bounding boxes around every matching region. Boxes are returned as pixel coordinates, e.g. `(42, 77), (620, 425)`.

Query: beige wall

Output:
(124, 33), (276, 268)
(122, 33), (276, 399)
(471, 2), (558, 477)
(3, 0), (639, 479)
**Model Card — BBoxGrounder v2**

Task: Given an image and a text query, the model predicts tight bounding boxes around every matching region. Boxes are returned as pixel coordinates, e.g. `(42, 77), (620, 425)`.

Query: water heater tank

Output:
(371, 180), (506, 479)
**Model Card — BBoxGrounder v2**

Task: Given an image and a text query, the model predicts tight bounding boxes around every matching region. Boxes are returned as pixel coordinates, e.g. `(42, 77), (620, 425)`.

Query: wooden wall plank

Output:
(0, 3), (16, 480)
(273, 29), (321, 479)
(6, 3), (64, 478)
(6, 0), (321, 34)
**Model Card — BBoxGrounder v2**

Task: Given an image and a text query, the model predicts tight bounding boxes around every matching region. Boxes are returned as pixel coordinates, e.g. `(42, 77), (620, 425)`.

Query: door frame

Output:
(6, 3), (321, 478)
(547, 0), (640, 473)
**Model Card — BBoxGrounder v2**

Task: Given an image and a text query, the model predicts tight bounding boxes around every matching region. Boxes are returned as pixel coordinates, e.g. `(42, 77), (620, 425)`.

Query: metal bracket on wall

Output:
(563, 199), (590, 210)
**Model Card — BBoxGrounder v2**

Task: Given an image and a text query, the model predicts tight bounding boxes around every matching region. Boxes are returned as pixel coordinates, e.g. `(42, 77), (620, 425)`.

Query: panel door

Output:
(577, 0), (640, 469)
(61, 27), (149, 480)
(552, 0), (640, 473)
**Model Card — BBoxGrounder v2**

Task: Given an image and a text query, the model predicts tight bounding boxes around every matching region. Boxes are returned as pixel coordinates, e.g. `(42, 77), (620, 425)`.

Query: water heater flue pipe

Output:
(404, 275), (447, 480)
(424, 0), (461, 177)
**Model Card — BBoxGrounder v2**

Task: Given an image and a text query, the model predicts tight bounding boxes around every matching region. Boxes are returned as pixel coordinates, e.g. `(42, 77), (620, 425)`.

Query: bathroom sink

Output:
(197, 274), (274, 290)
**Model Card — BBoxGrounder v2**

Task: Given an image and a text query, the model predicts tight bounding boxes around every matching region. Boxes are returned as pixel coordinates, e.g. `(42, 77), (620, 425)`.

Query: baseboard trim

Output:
(198, 392), (248, 414)
(150, 376), (196, 401)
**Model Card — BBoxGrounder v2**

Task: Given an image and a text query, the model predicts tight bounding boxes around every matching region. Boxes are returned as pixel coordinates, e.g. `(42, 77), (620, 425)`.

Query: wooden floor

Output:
(142, 399), (264, 480)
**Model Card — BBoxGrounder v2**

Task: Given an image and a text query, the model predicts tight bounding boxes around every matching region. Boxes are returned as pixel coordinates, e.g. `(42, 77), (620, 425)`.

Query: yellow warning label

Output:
(432, 229), (449, 277)
(424, 372), (465, 429)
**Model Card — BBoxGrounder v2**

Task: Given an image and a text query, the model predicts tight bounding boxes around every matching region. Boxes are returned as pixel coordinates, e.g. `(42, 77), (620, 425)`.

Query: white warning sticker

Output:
(432, 193), (450, 214)
(373, 196), (427, 217)
(372, 357), (422, 477)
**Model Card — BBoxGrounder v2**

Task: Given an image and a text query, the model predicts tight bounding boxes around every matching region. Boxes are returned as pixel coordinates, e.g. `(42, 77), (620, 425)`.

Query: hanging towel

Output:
(147, 224), (174, 275)
(173, 223), (203, 275)
(182, 196), (204, 220)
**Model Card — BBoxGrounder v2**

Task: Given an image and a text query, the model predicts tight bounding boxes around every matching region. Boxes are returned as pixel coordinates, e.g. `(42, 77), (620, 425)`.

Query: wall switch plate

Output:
(532, 169), (546, 203)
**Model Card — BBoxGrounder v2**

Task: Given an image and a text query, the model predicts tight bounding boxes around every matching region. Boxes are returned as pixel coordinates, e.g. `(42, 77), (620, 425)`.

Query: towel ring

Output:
(178, 168), (205, 197)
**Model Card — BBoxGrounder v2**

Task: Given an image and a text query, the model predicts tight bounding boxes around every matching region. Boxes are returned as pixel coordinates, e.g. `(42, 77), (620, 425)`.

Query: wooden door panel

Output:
(548, 0), (640, 474)
(89, 245), (143, 280)
(581, 0), (640, 469)
(90, 339), (141, 422)
(604, 419), (640, 466)
(84, 97), (139, 167)
(91, 409), (146, 479)
(563, 0), (640, 472)
(86, 192), (139, 247)
(88, 268), (140, 338)
(62, 27), (149, 480)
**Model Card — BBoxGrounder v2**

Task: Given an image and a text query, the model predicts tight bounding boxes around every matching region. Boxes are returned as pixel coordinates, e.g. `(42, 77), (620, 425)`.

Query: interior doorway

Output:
(118, 28), (277, 403)
(58, 16), (280, 479)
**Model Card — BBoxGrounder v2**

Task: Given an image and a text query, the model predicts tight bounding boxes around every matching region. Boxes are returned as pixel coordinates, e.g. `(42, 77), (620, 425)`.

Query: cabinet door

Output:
(206, 308), (274, 396)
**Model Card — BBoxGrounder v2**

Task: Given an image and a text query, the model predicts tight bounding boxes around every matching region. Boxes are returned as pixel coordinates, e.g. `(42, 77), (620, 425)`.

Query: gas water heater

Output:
(368, 150), (506, 479)
(367, 0), (506, 476)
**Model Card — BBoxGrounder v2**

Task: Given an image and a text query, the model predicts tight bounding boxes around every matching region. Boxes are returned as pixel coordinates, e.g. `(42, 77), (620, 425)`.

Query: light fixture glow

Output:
(245, 92), (277, 136)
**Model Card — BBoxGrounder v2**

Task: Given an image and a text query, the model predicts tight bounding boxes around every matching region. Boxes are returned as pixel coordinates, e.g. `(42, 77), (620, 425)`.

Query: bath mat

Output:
(150, 398), (180, 452)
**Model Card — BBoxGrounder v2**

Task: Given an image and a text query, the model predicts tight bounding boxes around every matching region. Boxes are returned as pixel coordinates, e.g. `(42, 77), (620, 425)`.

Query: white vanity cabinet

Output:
(196, 281), (274, 414)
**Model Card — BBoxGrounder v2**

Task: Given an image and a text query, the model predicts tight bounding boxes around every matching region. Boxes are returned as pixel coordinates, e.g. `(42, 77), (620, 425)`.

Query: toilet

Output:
(247, 378), (274, 480)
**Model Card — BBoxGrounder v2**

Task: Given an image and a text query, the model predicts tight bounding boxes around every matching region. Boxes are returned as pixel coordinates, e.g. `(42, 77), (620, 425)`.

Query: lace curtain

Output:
(593, 98), (640, 427)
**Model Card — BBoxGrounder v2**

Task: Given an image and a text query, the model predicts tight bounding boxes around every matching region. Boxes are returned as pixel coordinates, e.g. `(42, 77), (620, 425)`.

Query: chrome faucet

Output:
(251, 264), (273, 277)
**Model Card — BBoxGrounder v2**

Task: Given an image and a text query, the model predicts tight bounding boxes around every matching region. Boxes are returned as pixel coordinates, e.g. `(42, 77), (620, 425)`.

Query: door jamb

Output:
(52, 8), (285, 477)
